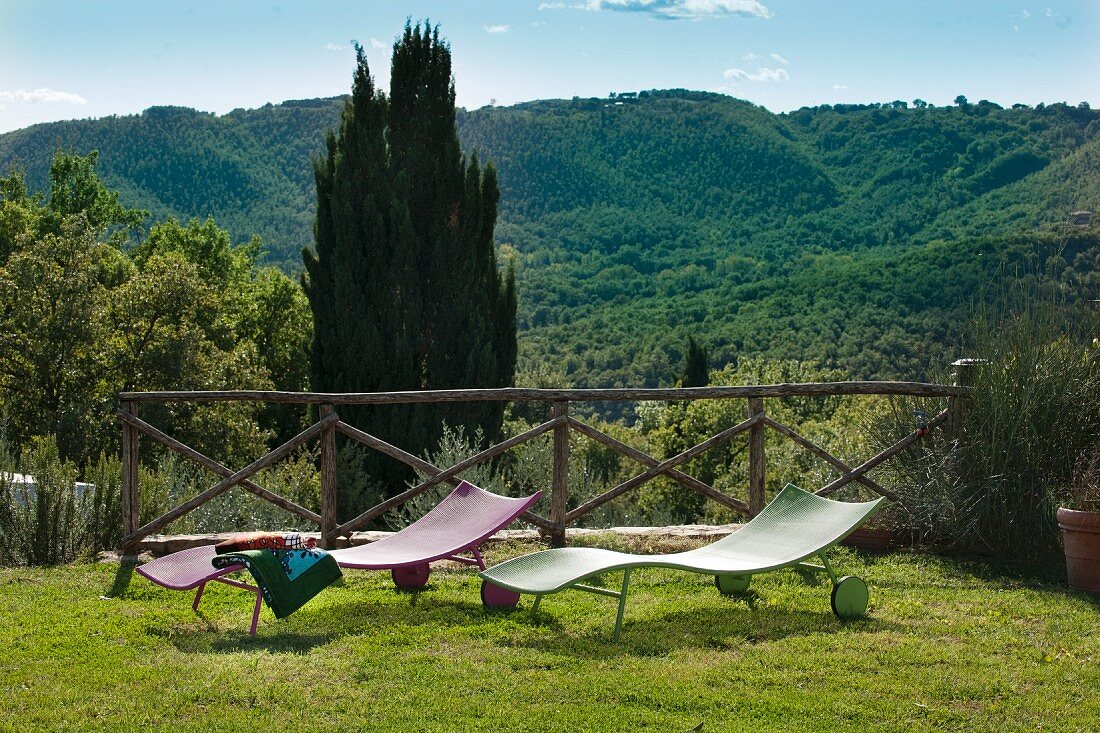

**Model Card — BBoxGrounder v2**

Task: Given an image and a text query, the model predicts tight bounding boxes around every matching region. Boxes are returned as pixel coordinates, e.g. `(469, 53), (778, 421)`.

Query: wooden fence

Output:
(117, 366), (974, 553)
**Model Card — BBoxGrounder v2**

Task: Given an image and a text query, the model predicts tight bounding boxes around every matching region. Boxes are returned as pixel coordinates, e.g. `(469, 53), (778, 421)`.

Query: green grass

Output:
(1, 539), (1098, 732)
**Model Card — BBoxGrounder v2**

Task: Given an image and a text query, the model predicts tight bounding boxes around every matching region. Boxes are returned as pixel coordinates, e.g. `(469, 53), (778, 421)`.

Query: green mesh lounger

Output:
(479, 484), (883, 641)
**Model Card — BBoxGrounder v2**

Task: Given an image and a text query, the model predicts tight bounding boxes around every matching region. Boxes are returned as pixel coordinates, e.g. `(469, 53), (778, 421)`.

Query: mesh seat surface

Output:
(481, 485), (882, 594)
(330, 481), (539, 569)
(135, 545), (242, 590)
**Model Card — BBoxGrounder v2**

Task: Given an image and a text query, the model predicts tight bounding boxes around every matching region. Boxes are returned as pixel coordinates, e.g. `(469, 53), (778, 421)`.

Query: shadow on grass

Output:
(954, 555), (1100, 609)
(495, 602), (899, 658)
(485, 582), (902, 658)
(105, 555), (138, 598)
(154, 583), (502, 654)
(152, 622), (341, 654)
(144, 567), (900, 657)
(857, 550), (1100, 607)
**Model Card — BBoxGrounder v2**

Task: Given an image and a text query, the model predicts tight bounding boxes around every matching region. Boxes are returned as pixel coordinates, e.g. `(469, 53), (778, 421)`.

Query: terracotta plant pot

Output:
(1057, 507), (1100, 593)
(841, 527), (894, 551)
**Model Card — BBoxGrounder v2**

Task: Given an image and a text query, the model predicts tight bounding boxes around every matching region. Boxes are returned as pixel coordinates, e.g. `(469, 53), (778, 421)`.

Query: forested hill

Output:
(0, 98), (342, 272)
(1, 91), (1098, 386)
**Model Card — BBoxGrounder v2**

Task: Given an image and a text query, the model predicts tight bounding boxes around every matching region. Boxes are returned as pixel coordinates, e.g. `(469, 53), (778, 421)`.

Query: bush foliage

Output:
(873, 292), (1100, 556)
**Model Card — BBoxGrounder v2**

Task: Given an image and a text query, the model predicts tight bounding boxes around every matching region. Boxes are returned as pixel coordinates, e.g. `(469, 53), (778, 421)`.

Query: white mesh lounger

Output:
(480, 484), (883, 640)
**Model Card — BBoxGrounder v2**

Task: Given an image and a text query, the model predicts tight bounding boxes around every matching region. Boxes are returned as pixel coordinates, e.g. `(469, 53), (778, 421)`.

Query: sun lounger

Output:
(135, 544), (265, 635)
(331, 481), (541, 595)
(479, 484), (883, 640)
(136, 481), (540, 634)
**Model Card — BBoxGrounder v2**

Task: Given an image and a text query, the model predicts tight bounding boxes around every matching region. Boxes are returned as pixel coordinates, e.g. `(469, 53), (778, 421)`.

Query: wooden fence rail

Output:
(117, 369), (972, 553)
(118, 381), (962, 405)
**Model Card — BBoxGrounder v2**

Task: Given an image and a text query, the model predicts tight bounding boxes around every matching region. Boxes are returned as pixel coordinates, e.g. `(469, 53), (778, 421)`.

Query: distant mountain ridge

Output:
(1, 91), (1097, 386)
(0, 98), (343, 271)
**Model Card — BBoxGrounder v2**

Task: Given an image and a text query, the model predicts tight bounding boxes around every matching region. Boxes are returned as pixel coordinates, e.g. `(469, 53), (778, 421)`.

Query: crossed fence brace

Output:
(116, 393), (951, 553)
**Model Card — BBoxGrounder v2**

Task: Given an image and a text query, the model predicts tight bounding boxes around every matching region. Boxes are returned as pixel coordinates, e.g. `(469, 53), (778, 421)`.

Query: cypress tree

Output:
(303, 23), (516, 498)
(681, 336), (709, 388)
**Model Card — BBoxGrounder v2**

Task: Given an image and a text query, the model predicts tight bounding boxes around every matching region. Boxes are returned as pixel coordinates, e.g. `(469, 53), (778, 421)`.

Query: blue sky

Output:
(1, 0), (1096, 134)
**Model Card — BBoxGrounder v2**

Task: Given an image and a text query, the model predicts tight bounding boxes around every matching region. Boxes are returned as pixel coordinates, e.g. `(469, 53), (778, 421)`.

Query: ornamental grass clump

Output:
(1067, 443), (1100, 513)
(956, 328), (1100, 554)
(874, 294), (1100, 557)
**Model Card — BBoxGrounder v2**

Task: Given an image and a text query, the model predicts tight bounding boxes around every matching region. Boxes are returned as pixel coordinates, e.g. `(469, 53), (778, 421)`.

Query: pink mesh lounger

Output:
(331, 481), (541, 605)
(135, 481), (539, 634)
(135, 544), (265, 635)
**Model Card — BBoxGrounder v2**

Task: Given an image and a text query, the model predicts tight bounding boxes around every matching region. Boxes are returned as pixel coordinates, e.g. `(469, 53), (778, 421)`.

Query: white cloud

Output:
(742, 52), (762, 61)
(832, 84), (849, 90)
(370, 37), (386, 49)
(1044, 6), (1072, 28)
(770, 52), (788, 64)
(0, 88), (86, 105)
(484, 24), (511, 33)
(723, 67), (788, 82)
(324, 42), (346, 51)
(542, 0), (771, 20)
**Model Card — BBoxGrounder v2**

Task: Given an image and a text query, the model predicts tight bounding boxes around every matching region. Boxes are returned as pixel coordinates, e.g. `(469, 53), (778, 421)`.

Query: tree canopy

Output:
(303, 23), (516, 496)
(2, 91), (1097, 393)
(0, 152), (312, 466)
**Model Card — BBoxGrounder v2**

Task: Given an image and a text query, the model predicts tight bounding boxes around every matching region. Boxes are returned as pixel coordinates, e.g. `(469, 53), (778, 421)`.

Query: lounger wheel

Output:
(391, 563), (431, 589)
(714, 574), (751, 595)
(830, 575), (869, 619)
(480, 580), (520, 609)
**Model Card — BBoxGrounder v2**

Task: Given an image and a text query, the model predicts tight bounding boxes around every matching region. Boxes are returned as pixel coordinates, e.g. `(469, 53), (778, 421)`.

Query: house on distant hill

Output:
(1068, 210), (1094, 226)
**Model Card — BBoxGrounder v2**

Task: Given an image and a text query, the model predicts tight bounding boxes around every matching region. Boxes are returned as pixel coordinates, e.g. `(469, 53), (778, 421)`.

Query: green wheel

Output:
(830, 575), (869, 619)
(714, 574), (751, 595)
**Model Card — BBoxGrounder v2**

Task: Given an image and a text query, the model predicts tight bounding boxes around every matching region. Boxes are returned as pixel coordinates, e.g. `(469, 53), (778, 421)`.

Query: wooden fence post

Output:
(120, 400), (140, 553)
(319, 403), (338, 549)
(948, 358), (984, 441)
(549, 401), (570, 547)
(747, 397), (766, 516)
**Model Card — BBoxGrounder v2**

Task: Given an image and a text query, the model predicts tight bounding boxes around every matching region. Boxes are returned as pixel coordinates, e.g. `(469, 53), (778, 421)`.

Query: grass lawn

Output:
(2, 537), (1098, 732)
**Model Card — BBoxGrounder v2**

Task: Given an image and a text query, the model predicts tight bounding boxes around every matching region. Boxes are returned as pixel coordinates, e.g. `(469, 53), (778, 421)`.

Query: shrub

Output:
(0, 436), (86, 565)
(332, 442), (388, 524)
(84, 453), (123, 553)
(143, 447), (323, 535)
(390, 424), (504, 530)
(874, 299), (1100, 556)
(636, 357), (875, 524)
(389, 419), (679, 532)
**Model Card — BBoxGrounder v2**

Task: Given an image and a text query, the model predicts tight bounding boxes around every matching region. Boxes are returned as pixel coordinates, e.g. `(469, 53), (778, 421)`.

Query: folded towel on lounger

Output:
(211, 547), (341, 619)
(214, 531), (316, 554)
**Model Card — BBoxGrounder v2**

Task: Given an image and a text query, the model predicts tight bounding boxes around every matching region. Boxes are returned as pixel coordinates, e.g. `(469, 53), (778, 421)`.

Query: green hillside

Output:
(0, 99), (343, 272)
(1, 91), (1097, 387)
(459, 92), (838, 225)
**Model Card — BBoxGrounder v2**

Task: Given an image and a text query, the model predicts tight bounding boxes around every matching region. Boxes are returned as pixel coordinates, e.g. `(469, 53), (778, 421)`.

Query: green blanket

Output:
(211, 548), (342, 619)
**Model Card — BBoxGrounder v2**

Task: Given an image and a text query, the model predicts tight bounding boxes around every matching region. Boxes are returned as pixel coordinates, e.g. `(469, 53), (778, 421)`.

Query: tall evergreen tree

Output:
(303, 23), (516, 498)
(681, 336), (709, 388)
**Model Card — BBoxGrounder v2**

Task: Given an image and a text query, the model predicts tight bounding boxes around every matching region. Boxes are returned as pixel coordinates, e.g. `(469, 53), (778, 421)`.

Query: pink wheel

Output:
(391, 563), (430, 589)
(481, 580), (520, 608)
